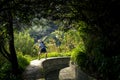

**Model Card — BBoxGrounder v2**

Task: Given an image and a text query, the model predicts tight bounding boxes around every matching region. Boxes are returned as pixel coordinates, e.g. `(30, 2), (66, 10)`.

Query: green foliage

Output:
(0, 52), (32, 80)
(29, 18), (59, 42)
(0, 55), (22, 80)
(1, 0), (120, 79)
(0, 57), (11, 80)
(72, 20), (120, 79)
(47, 52), (60, 57)
(61, 52), (71, 57)
(38, 51), (71, 59)
(71, 43), (85, 63)
(45, 29), (82, 53)
(14, 30), (35, 55)
(17, 52), (31, 70)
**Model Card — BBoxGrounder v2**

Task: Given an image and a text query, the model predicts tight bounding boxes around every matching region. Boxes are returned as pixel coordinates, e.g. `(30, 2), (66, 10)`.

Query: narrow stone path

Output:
(22, 58), (76, 80)
(22, 59), (45, 80)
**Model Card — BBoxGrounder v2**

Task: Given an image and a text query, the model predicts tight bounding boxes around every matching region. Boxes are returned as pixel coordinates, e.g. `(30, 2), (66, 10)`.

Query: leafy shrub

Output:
(0, 56), (23, 80)
(72, 22), (120, 80)
(71, 42), (85, 62)
(17, 52), (31, 70)
(47, 52), (59, 57)
(0, 61), (11, 80)
(38, 51), (71, 59)
(14, 30), (35, 56)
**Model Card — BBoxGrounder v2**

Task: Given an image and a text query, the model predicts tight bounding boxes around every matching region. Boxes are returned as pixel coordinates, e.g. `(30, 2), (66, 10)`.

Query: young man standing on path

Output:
(38, 40), (47, 59)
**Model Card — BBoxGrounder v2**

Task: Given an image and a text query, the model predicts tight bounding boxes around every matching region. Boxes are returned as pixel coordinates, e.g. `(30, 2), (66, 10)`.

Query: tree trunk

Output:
(7, 10), (19, 75)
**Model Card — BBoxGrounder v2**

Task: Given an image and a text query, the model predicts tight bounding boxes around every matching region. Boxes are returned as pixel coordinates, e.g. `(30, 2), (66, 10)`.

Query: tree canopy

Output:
(0, 0), (120, 79)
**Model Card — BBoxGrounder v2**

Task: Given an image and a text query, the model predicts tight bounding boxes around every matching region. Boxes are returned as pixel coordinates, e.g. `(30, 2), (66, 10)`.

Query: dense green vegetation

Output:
(0, 25), (81, 79)
(0, 0), (120, 80)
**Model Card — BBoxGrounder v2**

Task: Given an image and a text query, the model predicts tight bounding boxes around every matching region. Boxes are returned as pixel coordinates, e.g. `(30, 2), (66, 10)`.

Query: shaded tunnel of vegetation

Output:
(0, 0), (120, 80)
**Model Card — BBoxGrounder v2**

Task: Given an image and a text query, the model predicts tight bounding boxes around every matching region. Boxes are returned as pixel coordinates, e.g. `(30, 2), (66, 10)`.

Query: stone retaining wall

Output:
(22, 57), (70, 80)
(41, 57), (70, 75)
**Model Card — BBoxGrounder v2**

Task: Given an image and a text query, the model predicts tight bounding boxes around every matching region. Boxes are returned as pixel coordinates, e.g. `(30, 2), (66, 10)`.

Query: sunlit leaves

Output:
(14, 31), (34, 55)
